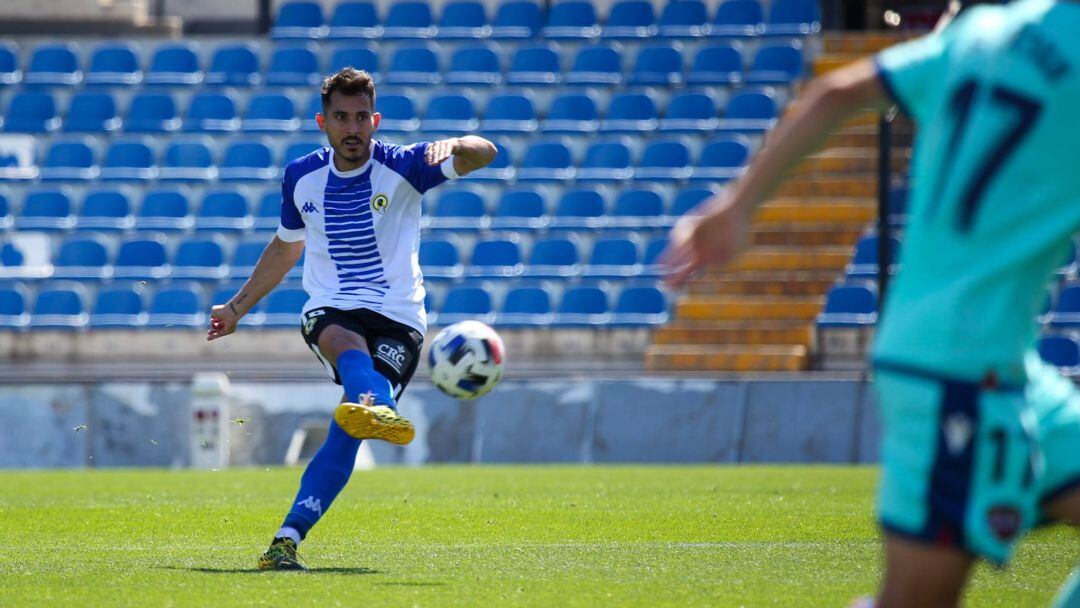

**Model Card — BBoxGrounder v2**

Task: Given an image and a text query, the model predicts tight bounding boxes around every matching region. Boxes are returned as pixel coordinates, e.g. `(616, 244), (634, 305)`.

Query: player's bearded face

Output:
(320, 91), (380, 164)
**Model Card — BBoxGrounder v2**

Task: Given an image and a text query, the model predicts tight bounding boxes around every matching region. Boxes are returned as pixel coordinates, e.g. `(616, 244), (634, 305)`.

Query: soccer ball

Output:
(428, 320), (505, 400)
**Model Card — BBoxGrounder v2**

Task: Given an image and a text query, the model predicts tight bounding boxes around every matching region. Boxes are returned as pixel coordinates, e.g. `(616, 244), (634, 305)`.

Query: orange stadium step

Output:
(654, 321), (813, 346)
(754, 199), (877, 224)
(725, 246), (852, 272)
(687, 270), (842, 296)
(812, 54), (863, 76)
(675, 295), (825, 321)
(776, 176), (877, 198)
(750, 224), (865, 247)
(823, 33), (911, 54)
(645, 344), (809, 372)
(793, 149), (910, 176)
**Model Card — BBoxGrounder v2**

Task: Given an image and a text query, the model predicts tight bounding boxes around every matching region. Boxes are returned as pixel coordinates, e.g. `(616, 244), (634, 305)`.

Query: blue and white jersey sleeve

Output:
(277, 162), (306, 242)
(379, 142), (460, 194)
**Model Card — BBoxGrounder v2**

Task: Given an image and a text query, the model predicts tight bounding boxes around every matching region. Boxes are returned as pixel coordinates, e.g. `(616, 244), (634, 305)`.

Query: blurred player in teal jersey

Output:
(664, 1), (1080, 605)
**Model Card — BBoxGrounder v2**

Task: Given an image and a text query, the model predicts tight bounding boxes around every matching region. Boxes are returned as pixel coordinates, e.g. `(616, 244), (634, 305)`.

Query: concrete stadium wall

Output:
(0, 376), (879, 468)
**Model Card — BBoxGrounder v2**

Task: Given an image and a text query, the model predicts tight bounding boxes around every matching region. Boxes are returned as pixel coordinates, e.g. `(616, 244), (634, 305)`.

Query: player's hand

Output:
(661, 194), (750, 288)
(207, 303), (240, 342)
(425, 138), (459, 166)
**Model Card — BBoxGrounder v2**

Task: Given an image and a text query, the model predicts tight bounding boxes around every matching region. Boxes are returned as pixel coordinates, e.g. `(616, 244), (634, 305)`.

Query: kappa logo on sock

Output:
(374, 339), (410, 375)
(297, 495), (322, 516)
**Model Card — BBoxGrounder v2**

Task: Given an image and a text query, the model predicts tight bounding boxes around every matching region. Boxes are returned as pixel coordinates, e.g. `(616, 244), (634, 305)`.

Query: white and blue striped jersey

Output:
(276, 140), (460, 334)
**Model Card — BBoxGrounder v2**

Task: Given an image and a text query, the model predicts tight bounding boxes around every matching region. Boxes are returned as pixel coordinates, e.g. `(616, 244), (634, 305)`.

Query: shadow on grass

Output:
(158, 566), (379, 575)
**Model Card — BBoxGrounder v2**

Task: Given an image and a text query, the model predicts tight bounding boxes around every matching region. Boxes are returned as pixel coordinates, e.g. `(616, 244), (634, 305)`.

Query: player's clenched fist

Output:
(207, 304), (240, 341)
(425, 138), (458, 166)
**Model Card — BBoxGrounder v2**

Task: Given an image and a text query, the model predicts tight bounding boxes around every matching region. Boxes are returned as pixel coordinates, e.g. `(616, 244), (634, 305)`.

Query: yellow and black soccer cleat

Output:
(257, 537), (307, 571)
(333, 401), (415, 445)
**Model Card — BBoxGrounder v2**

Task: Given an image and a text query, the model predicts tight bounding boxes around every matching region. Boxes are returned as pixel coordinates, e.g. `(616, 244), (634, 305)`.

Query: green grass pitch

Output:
(0, 466), (1073, 607)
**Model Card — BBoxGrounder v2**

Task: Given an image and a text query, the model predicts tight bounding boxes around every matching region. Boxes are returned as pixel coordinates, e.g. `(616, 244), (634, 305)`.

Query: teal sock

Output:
(1054, 568), (1080, 608)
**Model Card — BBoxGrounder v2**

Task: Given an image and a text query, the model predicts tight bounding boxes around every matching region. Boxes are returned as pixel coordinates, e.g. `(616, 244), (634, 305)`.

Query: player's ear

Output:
(316, 112), (326, 132)
(372, 112), (381, 130)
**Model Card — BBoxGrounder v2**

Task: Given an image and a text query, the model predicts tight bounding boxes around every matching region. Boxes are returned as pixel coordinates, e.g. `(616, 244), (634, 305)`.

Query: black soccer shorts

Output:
(300, 307), (424, 399)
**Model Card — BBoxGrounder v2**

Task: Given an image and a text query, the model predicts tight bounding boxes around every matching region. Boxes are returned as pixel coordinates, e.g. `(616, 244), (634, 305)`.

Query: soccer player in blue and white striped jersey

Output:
(207, 68), (496, 570)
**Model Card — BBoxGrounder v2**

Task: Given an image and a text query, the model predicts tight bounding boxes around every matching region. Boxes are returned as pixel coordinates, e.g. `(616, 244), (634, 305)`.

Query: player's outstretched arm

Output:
(207, 236), (304, 341)
(663, 58), (891, 287)
(424, 135), (498, 177)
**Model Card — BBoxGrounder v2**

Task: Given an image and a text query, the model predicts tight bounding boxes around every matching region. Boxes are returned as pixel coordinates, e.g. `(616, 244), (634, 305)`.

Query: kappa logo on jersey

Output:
(375, 340), (409, 374)
(943, 412), (973, 456)
(297, 495), (322, 516)
(301, 201), (319, 214)
(371, 193), (390, 214)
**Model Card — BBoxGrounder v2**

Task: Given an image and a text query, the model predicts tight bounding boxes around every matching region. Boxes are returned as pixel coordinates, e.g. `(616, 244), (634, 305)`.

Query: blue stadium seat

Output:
(612, 188), (665, 227)
(816, 284), (878, 327)
(446, 44), (502, 86)
(327, 1), (382, 40)
(205, 43), (261, 87)
(100, 139), (157, 182)
(89, 283), (146, 328)
(577, 140), (633, 183)
(0, 42), (21, 87)
(506, 44), (561, 87)
(254, 190), (283, 231)
(635, 139), (693, 183)
(658, 0), (709, 38)
(52, 234), (111, 280)
(661, 92), (720, 133)
(284, 140), (322, 162)
(495, 285), (552, 327)
(262, 287), (309, 327)
(438, 284), (495, 325)
(77, 189), (133, 231)
(629, 44), (683, 86)
(584, 237), (639, 279)
(763, 0), (821, 36)
(4, 92), (60, 133)
(491, 189), (548, 231)
(383, 1), (436, 39)
(541, 93), (599, 134)
(184, 92), (239, 133)
(228, 237), (263, 279)
(543, 1), (599, 40)
(551, 189), (604, 229)
(17, 189), (74, 231)
(376, 94), (420, 133)
(328, 44), (380, 79)
(422, 94), (479, 135)
(642, 236), (669, 277)
(1039, 334), (1080, 369)
(219, 140), (276, 182)
(1048, 284), (1080, 328)
(603, 0), (657, 39)
(125, 92), (180, 133)
(671, 188), (716, 217)
(516, 140), (574, 183)
(711, 0), (765, 37)
(745, 43), (803, 85)
(692, 137), (750, 183)
(272, 1), (327, 39)
(85, 43), (142, 86)
(612, 284), (669, 326)
(159, 139), (217, 182)
(41, 140), (98, 182)
(430, 189), (487, 229)
(718, 90), (778, 133)
(30, 283), (88, 329)
(565, 45), (622, 87)
(555, 285), (611, 326)
(0, 282), (29, 328)
(461, 139), (514, 182)
(481, 94), (537, 135)
(265, 45), (321, 86)
(386, 45), (440, 86)
(0, 193), (11, 230)
(135, 188), (193, 231)
(466, 238), (523, 278)
(146, 283), (205, 328)
(113, 235), (169, 280)
(846, 234), (900, 281)
(196, 189), (252, 232)
(601, 92), (659, 133)
(24, 43), (81, 87)
(172, 236), (227, 280)
(418, 237), (463, 279)
(144, 43), (203, 87)
(525, 236), (580, 278)
(65, 92), (121, 133)
(437, 1), (489, 40)
(243, 93), (299, 133)
(686, 44), (743, 86)
(491, 1), (542, 40)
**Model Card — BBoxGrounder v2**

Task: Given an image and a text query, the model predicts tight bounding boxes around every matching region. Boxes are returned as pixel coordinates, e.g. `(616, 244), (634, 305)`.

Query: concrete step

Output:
(687, 270), (841, 296)
(655, 321), (813, 346)
(749, 223), (865, 247)
(726, 246), (853, 273)
(824, 33), (912, 54)
(645, 344), (808, 372)
(793, 148), (910, 176)
(777, 176), (878, 198)
(676, 294), (825, 321)
(755, 198), (877, 224)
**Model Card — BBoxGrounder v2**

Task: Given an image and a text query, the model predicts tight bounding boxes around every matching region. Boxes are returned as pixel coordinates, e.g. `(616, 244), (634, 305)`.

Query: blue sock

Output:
(337, 349), (396, 408)
(282, 419), (360, 539)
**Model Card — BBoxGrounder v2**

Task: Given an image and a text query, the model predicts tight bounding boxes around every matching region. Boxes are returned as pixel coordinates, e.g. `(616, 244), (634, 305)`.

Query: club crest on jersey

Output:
(371, 193), (390, 214)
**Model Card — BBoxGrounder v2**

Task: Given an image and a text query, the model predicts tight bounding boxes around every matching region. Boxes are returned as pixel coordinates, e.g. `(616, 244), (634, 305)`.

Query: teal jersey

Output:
(872, 0), (1080, 383)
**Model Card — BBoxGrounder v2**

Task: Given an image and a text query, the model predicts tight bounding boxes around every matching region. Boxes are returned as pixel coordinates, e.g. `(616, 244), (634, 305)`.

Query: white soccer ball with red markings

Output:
(428, 320), (505, 400)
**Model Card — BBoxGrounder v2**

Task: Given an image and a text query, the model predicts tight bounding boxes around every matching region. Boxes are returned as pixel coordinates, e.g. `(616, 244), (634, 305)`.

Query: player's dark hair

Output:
(321, 68), (376, 111)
